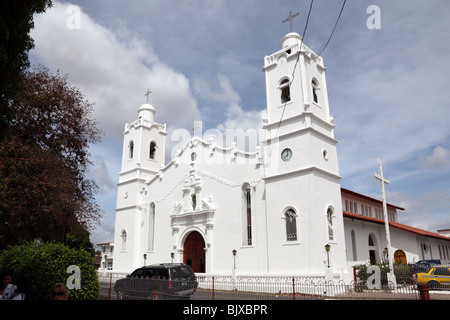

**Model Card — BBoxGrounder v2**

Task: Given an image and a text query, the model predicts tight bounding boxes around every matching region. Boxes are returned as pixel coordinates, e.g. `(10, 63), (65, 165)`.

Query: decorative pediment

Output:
(183, 172), (202, 190)
(170, 196), (215, 231)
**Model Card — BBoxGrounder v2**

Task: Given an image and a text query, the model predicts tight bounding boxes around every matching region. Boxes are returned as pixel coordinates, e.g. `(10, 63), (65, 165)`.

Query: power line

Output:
(291, 0), (314, 86)
(318, 0), (346, 56)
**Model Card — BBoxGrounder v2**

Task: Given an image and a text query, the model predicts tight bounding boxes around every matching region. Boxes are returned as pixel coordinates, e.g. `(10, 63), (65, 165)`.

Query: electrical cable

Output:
(318, 0), (346, 56)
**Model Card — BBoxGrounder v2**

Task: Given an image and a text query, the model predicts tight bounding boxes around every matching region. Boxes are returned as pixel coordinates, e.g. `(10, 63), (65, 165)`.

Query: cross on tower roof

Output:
(144, 88), (152, 103)
(282, 11), (299, 33)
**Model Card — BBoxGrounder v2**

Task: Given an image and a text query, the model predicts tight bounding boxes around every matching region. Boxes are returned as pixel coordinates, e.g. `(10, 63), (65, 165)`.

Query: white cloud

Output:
(30, 1), (203, 243)
(422, 146), (450, 171)
(389, 191), (450, 232)
(194, 75), (241, 105)
(30, 2), (201, 144)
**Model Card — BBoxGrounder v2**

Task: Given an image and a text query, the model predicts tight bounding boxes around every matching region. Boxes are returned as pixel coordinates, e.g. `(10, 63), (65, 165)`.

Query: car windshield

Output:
(171, 266), (193, 278)
(130, 269), (145, 277)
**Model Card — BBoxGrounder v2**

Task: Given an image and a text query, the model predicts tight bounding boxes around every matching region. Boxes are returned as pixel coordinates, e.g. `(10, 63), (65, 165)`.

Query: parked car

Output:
(114, 263), (198, 300)
(414, 265), (450, 290)
(412, 260), (441, 274)
(416, 259), (441, 266)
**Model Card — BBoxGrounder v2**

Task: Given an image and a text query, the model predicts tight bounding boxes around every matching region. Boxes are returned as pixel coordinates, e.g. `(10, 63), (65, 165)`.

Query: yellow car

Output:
(415, 265), (450, 290)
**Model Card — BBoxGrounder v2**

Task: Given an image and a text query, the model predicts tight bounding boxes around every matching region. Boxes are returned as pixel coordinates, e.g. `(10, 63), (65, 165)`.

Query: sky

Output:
(28, 0), (450, 248)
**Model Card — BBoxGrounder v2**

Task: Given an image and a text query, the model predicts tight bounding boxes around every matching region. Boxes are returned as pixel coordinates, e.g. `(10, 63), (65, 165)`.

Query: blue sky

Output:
(29, 0), (450, 247)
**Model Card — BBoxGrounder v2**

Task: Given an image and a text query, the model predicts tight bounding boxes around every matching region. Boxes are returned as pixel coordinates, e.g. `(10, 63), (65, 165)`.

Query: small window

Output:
(280, 78), (291, 103)
(191, 194), (196, 211)
(121, 230), (127, 251)
(312, 79), (319, 104)
(327, 207), (334, 241)
(149, 141), (156, 159)
(368, 234), (374, 246)
(242, 183), (252, 246)
(129, 141), (134, 159)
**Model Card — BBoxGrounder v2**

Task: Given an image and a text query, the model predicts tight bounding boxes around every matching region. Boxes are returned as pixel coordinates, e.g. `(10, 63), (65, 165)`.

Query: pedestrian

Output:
(0, 274), (18, 300)
(50, 283), (69, 300)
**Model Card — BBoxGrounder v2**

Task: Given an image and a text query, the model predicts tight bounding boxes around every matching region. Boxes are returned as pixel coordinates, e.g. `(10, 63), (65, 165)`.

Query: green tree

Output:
(0, 68), (102, 248)
(0, 241), (100, 300)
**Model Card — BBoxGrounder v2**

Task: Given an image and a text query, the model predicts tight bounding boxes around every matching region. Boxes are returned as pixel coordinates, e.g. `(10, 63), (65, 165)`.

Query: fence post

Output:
(292, 277), (296, 300)
(153, 276), (157, 300)
(212, 276), (215, 301)
(108, 273), (112, 300)
(417, 284), (430, 300)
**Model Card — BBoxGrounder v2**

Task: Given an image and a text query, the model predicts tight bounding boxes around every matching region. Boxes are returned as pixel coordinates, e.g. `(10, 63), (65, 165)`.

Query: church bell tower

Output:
(262, 31), (348, 276)
(113, 96), (167, 272)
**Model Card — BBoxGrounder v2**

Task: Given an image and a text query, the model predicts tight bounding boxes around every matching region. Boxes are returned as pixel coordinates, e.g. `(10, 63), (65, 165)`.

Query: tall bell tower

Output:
(262, 32), (348, 277)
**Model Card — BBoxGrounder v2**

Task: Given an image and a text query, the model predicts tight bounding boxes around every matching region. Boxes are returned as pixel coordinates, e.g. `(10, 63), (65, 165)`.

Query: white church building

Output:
(112, 32), (450, 282)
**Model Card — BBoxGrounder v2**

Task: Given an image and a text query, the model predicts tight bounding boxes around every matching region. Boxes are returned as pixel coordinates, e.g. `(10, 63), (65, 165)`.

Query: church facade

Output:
(112, 33), (450, 281)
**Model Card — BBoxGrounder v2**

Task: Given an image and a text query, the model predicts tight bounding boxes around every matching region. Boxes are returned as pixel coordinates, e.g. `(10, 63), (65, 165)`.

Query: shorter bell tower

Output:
(119, 102), (166, 183)
(113, 97), (167, 272)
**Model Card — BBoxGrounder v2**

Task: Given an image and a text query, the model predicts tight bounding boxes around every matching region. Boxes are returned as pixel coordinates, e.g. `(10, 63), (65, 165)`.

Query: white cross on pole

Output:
(374, 158), (395, 276)
(282, 11), (299, 33)
(144, 88), (152, 103)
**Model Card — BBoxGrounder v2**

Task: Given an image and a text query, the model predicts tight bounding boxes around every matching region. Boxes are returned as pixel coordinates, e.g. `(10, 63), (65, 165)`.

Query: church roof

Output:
(341, 187), (405, 211)
(343, 211), (450, 242)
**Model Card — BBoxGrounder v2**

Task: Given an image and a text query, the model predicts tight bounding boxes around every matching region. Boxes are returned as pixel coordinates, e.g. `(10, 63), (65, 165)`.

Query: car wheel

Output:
(116, 290), (126, 300)
(152, 293), (163, 300)
(428, 281), (441, 290)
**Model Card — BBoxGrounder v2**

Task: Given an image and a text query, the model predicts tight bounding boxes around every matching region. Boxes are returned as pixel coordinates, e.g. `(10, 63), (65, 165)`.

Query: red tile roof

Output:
(341, 188), (405, 211)
(343, 211), (450, 242)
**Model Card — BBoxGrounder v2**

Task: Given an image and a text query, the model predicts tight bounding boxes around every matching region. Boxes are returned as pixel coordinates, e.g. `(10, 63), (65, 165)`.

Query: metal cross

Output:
(374, 158), (394, 274)
(144, 88), (152, 103)
(282, 11), (299, 32)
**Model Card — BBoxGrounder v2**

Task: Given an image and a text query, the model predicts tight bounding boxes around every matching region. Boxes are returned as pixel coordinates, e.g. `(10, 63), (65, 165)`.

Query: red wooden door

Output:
(183, 231), (205, 273)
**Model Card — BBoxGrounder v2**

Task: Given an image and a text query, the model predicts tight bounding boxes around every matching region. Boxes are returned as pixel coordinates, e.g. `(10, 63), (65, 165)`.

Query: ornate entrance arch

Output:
(183, 231), (205, 273)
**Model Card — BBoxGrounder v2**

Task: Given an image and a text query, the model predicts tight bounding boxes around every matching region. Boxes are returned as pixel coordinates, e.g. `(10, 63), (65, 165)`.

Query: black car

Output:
(114, 263), (198, 300)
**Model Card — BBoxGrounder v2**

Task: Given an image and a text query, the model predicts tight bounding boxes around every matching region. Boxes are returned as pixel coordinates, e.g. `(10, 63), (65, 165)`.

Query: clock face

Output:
(281, 148), (292, 162)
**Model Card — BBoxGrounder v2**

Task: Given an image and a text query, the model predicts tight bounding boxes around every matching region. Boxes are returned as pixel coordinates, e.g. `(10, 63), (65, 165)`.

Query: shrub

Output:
(0, 241), (99, 300)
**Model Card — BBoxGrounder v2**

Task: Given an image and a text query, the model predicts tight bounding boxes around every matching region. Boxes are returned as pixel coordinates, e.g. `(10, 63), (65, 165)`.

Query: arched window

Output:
(242, 183), (252, 246)
(121, 229), (127, 251)
(148, 203), (155, 251)
(312, 78), (319, 104)
(368, 233), (378, 264)
(285, 208), (298, 241)
(149, 141), (156, 159)
(129, 140), (134, 159)
(191, 194), (197, 211)
(327, 207), (334, 241)
(351, 230), (357, 261)
(280, 78), (291, 103)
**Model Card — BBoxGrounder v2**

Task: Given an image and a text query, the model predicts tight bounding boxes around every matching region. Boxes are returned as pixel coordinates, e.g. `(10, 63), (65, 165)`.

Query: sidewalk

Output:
(430, 290), (450, 300)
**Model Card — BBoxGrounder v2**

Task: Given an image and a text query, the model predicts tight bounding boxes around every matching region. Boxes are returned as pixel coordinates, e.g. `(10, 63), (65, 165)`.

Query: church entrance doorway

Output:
(183, 231), (205, 273)
(394, 249), (407, 264)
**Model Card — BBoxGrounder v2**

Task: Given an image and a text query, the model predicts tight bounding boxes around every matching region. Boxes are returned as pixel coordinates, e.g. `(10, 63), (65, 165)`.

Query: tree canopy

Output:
(0, 0), (52, 139)
(0, 68), (103, 248)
